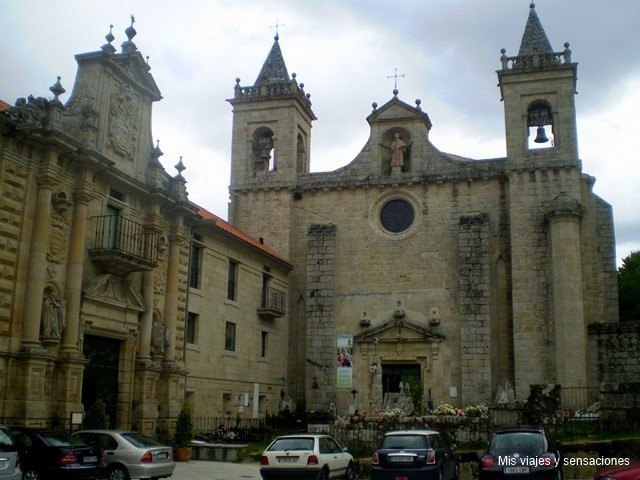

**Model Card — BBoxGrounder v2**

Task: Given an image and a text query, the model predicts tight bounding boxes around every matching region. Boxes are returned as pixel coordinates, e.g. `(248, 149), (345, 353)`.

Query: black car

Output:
(370, 429), (458, 480)
(10, 428), (106, 480)
(479, 427), (562, 480)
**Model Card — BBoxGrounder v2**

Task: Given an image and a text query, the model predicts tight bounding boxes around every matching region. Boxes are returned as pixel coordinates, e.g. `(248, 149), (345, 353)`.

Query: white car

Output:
(259, 434), (355, 480)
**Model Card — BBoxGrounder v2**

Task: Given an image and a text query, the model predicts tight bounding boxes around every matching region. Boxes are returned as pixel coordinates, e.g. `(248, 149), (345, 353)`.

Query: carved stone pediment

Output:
(83, 274), (145, 312)
(354, 317), (444, 345)
(367, 96), (432, 128)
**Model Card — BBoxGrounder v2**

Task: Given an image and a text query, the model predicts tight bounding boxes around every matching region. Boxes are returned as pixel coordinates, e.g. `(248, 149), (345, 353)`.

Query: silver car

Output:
(73, 430), (174, 480)
(0, 426), (21, 480)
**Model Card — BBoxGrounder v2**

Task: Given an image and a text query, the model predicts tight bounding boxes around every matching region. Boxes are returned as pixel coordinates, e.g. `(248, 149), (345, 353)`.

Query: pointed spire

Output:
(518, 3), (554, 56)
(254, 35), (290, 86)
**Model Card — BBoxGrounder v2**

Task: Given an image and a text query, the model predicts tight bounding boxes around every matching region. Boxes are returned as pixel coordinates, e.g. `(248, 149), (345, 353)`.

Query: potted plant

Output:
(173, 403), (195, 461)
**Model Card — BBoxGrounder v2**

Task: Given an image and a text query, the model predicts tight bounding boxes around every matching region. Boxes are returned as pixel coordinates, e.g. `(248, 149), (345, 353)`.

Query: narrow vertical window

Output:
(261, 331), (268, 358)
(227, 260), (238, 301)
(189, 234), (202, 289)
(224, 322), (236, 352)
(186, 312), (197, 344)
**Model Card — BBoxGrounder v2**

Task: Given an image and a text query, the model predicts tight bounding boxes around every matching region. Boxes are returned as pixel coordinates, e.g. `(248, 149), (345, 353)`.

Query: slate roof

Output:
(518, 3), (554, 56)
(0, 99), (11, 113)
(196, 205), (292, 269)
(254, 35), (290, 86)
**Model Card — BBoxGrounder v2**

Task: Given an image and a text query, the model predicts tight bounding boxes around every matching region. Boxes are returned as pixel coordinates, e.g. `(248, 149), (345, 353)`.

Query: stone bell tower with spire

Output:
(498, 3), (592, 398)
(227, 34), (316, 255)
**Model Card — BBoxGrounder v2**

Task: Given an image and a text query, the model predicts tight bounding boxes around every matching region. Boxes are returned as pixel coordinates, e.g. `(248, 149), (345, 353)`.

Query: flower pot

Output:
(174, 446), (192, 462)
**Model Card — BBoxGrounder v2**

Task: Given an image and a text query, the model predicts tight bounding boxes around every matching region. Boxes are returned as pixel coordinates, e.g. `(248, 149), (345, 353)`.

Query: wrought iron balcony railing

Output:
(89, 215), (159, 275)
(257, 287), (286, 319)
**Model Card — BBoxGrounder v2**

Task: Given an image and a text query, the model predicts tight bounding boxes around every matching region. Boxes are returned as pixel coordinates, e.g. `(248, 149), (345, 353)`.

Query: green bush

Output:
(84, 399), (110, 429)
(174, 404), (195, 447)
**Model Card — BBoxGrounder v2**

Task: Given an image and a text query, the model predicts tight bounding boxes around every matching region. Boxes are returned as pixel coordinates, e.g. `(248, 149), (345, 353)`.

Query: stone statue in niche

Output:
(151, 314), (166, 355)
(390, 133), (407, 167)
(41, 289), (66, 341)
(369, 354), (383, 411)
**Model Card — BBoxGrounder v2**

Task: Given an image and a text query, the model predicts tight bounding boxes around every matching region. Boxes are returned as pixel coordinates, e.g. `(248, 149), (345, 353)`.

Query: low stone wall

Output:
(190, 442), (248, 462)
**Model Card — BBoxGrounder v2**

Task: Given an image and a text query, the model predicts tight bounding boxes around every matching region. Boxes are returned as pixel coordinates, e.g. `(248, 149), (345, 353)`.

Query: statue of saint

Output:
(151, 316), (165, 355)
(390, 133), (407, 167)
(41, 290), (65, 340)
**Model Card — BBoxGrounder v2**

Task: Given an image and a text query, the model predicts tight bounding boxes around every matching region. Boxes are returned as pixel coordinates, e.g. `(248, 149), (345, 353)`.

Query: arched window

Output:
(297, 132), (307, 173)
(527, 100), (554, 150)
(252, 127), (276, 174)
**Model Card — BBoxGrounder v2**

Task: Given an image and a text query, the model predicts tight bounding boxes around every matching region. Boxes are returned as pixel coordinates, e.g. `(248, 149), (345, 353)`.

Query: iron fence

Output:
(194, 416), (270, 443)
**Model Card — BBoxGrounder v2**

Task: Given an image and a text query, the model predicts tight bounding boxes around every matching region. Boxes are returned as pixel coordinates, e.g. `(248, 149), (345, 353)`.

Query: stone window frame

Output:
(369, 190), (423, 240)
(224, 321), (236, 352)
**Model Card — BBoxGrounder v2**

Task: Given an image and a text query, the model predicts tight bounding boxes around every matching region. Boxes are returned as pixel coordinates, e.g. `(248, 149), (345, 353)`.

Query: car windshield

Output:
(40, 431), (87, 447)
(121, 432), (162, 448)
(0, 428), (16, 451)
(381, 435), (427, 450)
(491, 432), (546, 455)
(268, 437), (315, 451)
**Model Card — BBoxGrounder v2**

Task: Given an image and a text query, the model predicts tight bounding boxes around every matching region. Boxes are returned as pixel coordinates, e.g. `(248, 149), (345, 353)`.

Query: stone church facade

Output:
(227, 4), (619, 414)
(0, 3), (622, 429)
(0, 20), (292, 432)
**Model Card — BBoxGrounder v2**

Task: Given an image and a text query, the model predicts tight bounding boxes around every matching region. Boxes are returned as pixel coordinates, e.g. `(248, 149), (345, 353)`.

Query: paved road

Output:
(173, 460), (261, 480)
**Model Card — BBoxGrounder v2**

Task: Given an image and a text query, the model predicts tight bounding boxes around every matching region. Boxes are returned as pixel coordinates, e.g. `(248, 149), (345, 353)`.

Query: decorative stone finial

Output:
(151, 139), (163, 161)
(49, 76), (65, 103)
(175, 156), (185, 176)
(393, 88), (399, 97)
(415, 99), (422, 110)
(101, 24), (116, 54)
(530, 2), (535, 9)
(372, 102), (378, 111)
(121, 15), (138, 53)
(359, 311), (371, 328)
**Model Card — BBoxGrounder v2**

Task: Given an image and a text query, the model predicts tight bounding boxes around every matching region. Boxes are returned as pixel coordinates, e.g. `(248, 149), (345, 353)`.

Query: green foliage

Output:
(619, 250), (640, 322)
(174, 403), (195, 447)
(84, 399), (110, 429)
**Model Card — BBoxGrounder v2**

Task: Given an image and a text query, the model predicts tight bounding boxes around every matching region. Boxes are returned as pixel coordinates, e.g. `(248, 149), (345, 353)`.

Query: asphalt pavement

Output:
(172, 460), (261, 480)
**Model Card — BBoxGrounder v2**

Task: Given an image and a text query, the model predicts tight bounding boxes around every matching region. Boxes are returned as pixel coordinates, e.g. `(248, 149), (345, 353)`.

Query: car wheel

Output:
(344, 461), (356, 480)
(453, 461), (460, 480)
(436, 466), (444, 480)
(23, 470), (40, 480)
(318, 466), (330, 480)
(108, 465), (130, 480)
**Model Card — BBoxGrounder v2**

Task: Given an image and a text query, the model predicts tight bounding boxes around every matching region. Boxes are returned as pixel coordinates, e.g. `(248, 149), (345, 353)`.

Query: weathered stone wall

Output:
(458, 213), (491, 404)
(589, 321), (640, 384)
(305, 224), (337, 411)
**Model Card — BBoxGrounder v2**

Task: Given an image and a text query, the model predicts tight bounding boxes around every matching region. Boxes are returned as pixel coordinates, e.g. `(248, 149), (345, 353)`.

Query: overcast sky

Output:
(2, 0), (638, 266)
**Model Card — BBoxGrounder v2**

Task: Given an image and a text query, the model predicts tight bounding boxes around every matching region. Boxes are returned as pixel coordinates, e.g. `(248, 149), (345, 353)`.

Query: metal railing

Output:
(261, 287), (286, 314)
(92, 215), (158, 263)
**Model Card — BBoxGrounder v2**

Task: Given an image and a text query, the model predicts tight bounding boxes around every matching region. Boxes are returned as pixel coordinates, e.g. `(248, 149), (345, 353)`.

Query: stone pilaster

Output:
(53, 356), (87, 429)
(547, 194), (586, 395)
(305, 224), (336, 412)
(458, 213), (492, 405)
(163, 227), (185, 364)
(21, 152), (59, 351)
(60, 183), (92, 354)
(138, 270), (154, 360)
(133, 361), (161, 436)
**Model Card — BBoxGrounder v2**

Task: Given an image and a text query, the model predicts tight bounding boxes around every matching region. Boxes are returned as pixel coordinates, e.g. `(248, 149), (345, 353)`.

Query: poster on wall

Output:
(336, 334), (353, 388)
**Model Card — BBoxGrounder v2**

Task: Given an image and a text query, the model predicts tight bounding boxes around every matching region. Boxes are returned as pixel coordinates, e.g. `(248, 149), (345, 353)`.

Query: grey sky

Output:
(1, 0), (638, 265)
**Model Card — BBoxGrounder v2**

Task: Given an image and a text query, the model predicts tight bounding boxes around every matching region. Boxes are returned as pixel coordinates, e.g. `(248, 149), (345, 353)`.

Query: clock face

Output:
(380, 199), (415, 233)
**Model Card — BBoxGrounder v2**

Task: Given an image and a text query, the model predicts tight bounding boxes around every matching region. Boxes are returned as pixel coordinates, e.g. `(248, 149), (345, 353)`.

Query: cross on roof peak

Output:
(387, 68), (405, 89)
(270, 20), (285, 39)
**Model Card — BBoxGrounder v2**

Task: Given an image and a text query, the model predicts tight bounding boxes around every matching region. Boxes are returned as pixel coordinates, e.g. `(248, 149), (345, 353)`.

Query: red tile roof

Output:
(195, 204), (292, 269)
(0, 99), (11, 113)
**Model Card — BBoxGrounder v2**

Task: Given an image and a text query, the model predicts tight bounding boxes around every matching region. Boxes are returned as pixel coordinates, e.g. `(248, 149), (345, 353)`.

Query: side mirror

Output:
(450, 443), (457, 451)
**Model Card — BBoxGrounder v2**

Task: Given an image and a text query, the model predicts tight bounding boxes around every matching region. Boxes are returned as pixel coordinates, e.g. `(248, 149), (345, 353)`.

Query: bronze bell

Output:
(534, 126), (549, 143)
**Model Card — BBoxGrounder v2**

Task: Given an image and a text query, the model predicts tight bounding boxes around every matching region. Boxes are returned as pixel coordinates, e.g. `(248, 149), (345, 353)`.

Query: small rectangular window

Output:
(186, 312), (197, 344)
(224, 322), (236, 352)
(261, 331), (268, 357)
(189, 235), (202, 289)
(227, 260), (238, 301)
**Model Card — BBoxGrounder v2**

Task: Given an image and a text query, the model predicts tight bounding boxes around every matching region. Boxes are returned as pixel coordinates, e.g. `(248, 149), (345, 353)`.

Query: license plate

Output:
(504, 466), (530, 474)
(157, 452), (169, 459)
(390, 456), (413, 462)
(83, 455), (98, 463)
(395, 477), (408, 480)
(0, 460), (8, 469)
(277, 456), (298, 463)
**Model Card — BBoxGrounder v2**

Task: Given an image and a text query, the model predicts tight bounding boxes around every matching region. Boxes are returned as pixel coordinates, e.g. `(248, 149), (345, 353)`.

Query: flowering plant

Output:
(464, 404), (489, 417)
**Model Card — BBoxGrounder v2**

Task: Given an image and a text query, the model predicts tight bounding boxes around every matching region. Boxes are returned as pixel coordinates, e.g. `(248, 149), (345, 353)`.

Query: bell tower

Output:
(226, 34), (316, 255)
(498, 2), (578, 167)
(227, 34), (316, 193)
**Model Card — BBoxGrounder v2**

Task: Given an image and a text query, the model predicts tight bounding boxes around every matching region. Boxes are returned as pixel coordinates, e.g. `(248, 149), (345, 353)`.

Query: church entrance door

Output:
(382, 364), (421, 394)
(82, 334), (120, 427)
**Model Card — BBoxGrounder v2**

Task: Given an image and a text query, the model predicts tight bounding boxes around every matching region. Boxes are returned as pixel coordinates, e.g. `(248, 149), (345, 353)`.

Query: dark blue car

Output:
(10, 428), (106, 480)
(370, 430), (458, 480)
